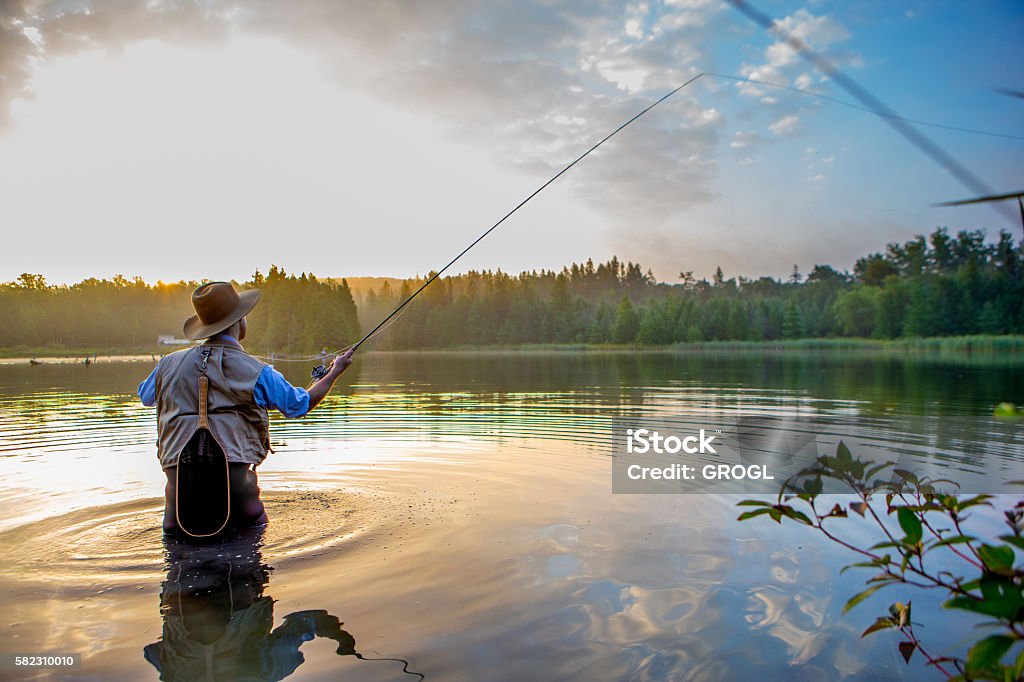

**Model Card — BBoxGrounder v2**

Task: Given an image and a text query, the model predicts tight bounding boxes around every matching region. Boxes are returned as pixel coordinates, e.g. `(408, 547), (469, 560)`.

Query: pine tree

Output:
(782, 299), (804, 339)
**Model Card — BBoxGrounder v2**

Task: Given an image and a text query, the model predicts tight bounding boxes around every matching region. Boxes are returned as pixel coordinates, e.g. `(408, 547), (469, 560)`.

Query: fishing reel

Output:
(311, 350), (349, 381)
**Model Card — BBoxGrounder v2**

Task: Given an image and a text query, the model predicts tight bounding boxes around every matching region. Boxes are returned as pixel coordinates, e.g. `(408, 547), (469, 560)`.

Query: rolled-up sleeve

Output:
(253, 366), (310, 418)
(138, 368), (157, 406)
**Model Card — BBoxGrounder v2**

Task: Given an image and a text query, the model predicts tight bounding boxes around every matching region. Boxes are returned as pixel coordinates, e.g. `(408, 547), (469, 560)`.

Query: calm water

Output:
(0, 351), (1021, 681)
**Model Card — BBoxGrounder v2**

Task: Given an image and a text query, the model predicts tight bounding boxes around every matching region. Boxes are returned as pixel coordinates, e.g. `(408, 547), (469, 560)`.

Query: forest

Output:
(0, 227), (1021, 354)
(0, 267), (360, 355)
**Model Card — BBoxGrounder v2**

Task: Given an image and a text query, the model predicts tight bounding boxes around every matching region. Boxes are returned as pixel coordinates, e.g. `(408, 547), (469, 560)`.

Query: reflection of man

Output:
(143, 528), (358, 681)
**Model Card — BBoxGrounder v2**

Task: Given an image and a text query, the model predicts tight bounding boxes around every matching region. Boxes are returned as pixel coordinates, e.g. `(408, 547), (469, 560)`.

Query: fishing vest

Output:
(154, 342), (270, 468)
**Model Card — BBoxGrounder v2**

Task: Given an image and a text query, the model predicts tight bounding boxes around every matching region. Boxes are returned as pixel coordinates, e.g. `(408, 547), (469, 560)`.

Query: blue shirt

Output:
(137, 336), (311, 418)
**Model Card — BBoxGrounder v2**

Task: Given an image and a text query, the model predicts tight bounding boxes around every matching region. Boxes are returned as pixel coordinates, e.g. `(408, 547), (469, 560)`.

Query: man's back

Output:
(153, 341), (270, 469)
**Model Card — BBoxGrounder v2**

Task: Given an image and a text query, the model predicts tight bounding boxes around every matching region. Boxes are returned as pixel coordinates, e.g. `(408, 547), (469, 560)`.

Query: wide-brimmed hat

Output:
(183, 282), (260, 341)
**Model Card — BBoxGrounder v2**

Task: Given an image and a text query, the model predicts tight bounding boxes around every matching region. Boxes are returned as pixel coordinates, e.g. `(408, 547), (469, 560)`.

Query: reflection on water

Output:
(145, 526), (422, 681)
(0, 351), (1020, 680)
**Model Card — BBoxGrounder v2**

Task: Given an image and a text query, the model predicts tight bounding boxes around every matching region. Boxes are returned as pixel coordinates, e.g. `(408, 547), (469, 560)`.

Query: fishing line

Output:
(254, 22), (1015, 364)
(346, 72), (707, 355)
(724, 0), (1016, 224)
(249, 296), (410, 365)
(248, 73), (704, 360)
(704, 72), (1024, 141)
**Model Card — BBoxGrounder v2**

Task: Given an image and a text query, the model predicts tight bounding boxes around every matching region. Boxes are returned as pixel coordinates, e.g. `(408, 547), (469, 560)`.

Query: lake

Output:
(0, 350), (1021, 681)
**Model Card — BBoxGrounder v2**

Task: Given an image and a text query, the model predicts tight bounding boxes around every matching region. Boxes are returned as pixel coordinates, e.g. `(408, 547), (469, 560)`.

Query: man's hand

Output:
(329, 349), (354, 377)
(306, 349), (355, 413)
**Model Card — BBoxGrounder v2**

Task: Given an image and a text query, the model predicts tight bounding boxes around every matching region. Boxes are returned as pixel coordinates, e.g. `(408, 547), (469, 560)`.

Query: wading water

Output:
(0, 350), (1020, 679)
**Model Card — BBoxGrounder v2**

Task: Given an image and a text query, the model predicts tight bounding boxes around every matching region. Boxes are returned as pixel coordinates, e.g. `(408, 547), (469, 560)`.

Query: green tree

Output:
(612, 296), (639, 343)
(782, 299), (804, 339)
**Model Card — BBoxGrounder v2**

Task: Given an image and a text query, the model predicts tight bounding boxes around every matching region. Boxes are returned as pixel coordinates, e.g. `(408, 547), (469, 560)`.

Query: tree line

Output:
(1, 227), (1021, 353)
(356, 227), (1023, 348)
(0, 267), (360, 354)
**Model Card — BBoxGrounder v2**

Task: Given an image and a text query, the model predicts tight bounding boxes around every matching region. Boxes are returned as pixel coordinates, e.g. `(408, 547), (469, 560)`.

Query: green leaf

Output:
(957, 494), (994, 512)
(836, 441), (852, 462)
(966, 635), (1014, 672)
(841, 558), (890, 575)
(737, 500), (773, 507)
(980, 574), (1024, 617)
(802, 477), (823, 495)
(843, 582), (889, 613)
(994, 402), (1021, 418)
(897, 507), (923, 545)
(929, 535), (976, 548)
(737, 509), (772, 522)
(947, 574), (1024, 619)
(861, 616), (895, 638)
(945, 596), (986, 615)
(868, 574), (899, 584)
(782, 508), (813, 525)
(978, 544), (1016, 575)
(960, 578), (981, 592)
(892, 469), (918, 484)
(997, 534), (1024, 553)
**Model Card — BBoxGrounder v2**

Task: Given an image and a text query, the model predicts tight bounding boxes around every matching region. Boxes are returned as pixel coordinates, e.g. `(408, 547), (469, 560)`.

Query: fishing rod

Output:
(292, 12), (1015, 372)
(298, 72), (706, 379)
(347, 72), (707, 354)
(266, 72), (709, 374)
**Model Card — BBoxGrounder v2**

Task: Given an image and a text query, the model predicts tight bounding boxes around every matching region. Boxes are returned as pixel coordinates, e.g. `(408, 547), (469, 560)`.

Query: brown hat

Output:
(183, 282), (261, 341)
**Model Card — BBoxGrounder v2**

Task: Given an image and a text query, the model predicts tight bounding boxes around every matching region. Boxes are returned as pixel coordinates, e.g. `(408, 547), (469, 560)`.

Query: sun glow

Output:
(0, 37), (600, 284)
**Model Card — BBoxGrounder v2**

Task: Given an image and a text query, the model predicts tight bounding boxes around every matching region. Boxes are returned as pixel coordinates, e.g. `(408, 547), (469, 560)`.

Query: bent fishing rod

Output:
(296, 50), (1016, 374)
(297, 71), (703, 381)
(347, 72), (706, 355)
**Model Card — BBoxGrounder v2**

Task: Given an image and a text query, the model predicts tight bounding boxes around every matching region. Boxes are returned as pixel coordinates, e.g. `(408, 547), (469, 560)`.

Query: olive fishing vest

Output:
(154, 342), (270, 468)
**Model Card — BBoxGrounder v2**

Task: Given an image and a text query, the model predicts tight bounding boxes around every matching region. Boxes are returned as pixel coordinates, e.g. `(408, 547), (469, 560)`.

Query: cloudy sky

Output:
(0, 0), (1021, 284)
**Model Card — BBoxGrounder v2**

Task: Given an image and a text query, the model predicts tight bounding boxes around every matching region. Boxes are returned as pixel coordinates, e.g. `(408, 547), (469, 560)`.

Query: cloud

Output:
(727, 6), (857, 158)
(768, 9), (850, 65)
(768, 114), (800, 135)
(729, 130), (762, 149)
(0, 0), (733, 225)
(736, 7), (858, 90)
(0, 2), (45, 122)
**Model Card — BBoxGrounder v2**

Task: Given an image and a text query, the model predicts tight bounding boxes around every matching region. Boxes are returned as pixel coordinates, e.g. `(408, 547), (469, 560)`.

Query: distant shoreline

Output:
(3, 334), (1023, 363)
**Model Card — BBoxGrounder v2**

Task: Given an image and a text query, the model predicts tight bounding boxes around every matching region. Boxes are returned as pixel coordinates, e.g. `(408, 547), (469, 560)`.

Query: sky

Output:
(0, 0), (1021, 285)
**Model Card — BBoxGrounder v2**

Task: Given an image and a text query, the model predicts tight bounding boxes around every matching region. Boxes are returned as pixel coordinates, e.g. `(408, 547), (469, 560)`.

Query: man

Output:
(138, 281), (353, 535)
